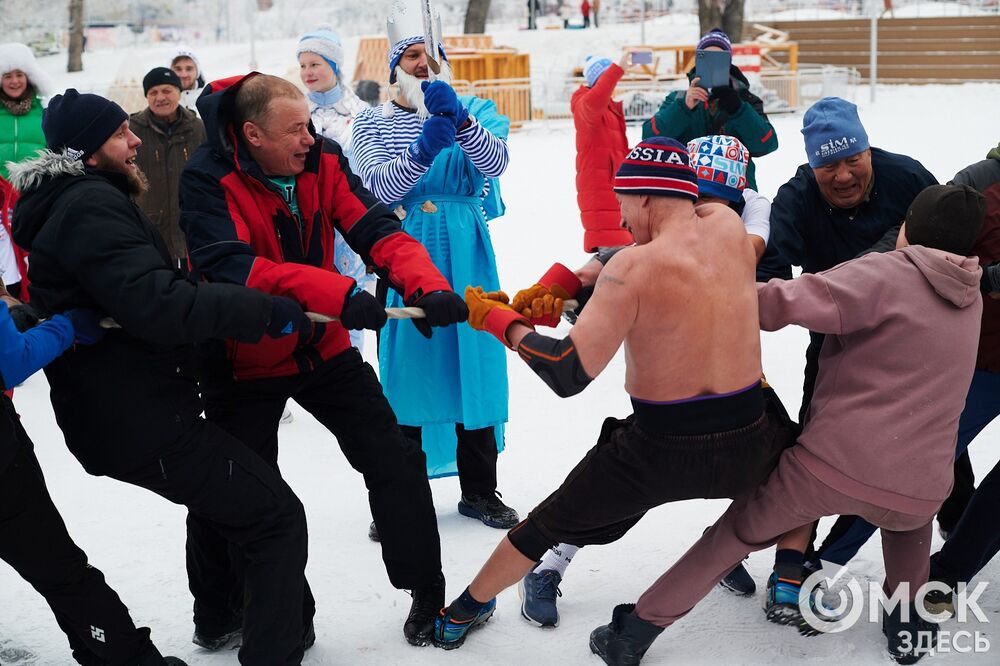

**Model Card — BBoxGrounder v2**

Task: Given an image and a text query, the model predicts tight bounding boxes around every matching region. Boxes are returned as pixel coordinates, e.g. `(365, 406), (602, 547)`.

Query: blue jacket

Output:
(757, 147), (937, 281)
(0, 301), (74, 472)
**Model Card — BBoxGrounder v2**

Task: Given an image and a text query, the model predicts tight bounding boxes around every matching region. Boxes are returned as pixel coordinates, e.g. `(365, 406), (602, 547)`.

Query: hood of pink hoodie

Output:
(898, 245), (981, 309)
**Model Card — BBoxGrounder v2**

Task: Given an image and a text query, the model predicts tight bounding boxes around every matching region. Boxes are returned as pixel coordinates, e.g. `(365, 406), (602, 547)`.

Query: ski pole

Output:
(99, 299), (580, 329)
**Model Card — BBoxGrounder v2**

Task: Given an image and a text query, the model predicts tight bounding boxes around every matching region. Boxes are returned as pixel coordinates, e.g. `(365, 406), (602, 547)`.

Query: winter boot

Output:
(589, 603), (664, 666)
(192, 615), (242, 650)
(368, 520), (380, 542)
(719, 560), (756, 596)
(518, 569), (562, 627)
(432, 597), (496, 649)
(163, 659), (188, 666)
(883, 601), (938, 664)
(457, 492), (519, 528)
(404, 572), (446, 646)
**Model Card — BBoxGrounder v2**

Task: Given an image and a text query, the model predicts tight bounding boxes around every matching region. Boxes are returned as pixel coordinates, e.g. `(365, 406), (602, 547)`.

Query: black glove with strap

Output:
(710, 85), (741, 114)
(410, 290), (469, 338)
(340, 285), (388, 331)
(8, 303), (40, 333)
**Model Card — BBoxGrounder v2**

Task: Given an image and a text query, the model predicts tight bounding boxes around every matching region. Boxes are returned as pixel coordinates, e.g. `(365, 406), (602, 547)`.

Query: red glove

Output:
(465, 286), (533, 347)
(510, 263), (583, 327)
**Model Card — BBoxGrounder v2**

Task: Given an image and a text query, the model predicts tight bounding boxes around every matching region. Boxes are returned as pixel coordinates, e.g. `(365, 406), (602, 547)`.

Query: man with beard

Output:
(10, 89), (314, 664)
(351, 19), (517, 534)
(178, 72), (467, 649)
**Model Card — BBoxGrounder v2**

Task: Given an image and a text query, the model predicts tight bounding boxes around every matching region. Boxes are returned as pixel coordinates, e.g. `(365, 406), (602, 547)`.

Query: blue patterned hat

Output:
(687, 135), (749, 202)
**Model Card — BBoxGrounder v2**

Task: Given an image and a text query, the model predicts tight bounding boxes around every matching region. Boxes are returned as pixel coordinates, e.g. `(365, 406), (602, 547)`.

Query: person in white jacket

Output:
(169, 46), (205, 115)
(297, 27), (375, 350)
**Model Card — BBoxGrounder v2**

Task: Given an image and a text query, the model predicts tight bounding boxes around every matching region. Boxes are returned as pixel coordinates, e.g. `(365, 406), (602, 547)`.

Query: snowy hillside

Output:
(3, 17), (1000, 666)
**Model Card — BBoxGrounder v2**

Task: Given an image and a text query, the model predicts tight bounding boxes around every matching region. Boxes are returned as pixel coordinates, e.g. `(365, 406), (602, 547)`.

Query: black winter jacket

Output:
(757, 147), (937, 281)
(9, 151), (274, 475)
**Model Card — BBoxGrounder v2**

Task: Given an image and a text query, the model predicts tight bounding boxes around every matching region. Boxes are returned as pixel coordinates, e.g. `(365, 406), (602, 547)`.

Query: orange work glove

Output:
(465, 286), (533, 347)
(511, 262), (583, 327)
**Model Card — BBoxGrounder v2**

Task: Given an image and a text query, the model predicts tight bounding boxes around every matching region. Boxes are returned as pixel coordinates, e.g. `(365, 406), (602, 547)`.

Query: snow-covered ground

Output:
(4, 19), (1000, 666)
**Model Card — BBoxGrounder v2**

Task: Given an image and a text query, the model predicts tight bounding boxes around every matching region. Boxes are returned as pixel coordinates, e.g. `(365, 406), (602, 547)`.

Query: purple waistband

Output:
(630, 380), (762, 406)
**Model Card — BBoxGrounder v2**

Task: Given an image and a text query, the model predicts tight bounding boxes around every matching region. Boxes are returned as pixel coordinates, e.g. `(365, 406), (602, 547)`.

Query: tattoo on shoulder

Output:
(598, 274), (625, 287)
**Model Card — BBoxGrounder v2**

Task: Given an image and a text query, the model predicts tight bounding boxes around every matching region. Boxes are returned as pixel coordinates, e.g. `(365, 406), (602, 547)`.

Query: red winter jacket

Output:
(0, 177), (29, 300)
(571, 63), (632, 252)
(180, 73), (451, 380)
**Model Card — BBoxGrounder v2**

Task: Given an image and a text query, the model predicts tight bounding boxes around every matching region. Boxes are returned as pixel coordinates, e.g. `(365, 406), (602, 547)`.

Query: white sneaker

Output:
(280, 407), (294, 424)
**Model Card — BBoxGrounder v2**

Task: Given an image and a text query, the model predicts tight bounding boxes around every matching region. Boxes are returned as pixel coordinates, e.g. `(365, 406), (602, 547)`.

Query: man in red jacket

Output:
(179, 73), (468, 649)
(572, 53), (633, 252)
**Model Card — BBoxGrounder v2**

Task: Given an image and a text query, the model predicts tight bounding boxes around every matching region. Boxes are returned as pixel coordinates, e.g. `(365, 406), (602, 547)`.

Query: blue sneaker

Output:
(432, 598), (496, 649)
(763, 571), (813, 633)
(518, 570), (562, 627)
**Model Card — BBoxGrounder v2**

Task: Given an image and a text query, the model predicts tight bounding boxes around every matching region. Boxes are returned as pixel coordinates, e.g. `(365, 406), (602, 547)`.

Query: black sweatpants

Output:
(401, 424), (498, 497)
(0, 441), (160, 664)
(112, 418), (308, 665)
(189, 347), (442, 626)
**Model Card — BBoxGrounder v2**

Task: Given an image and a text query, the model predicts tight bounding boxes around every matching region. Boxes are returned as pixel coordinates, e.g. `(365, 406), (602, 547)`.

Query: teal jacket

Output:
(0, 96), (45, 180)
(642, 67), (778, 190)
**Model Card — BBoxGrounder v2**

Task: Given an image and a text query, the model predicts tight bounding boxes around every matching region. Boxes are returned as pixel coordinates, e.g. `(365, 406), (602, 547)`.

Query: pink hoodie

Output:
(758, 246), (982, 516)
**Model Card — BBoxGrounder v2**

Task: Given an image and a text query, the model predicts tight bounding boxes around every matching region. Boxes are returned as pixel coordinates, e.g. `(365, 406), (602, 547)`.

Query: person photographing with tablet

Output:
(642, 28), (778, 190)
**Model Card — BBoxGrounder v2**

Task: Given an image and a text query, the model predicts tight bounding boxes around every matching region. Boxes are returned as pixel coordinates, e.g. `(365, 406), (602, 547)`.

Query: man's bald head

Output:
(234, 74), (304, 133)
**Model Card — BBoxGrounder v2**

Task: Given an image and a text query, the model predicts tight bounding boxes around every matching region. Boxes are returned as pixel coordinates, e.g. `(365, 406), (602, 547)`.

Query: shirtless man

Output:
(430, 137), (791, 649)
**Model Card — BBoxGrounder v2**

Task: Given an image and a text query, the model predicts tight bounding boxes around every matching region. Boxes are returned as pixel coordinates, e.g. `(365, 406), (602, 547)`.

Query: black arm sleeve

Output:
(516, 332), (593, 398)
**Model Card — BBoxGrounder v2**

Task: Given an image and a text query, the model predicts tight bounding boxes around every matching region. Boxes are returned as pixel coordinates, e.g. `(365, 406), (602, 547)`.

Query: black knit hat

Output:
(905, 184), (986, 256)
(42, 89), (128, 162)
(142, 66), (182, 95)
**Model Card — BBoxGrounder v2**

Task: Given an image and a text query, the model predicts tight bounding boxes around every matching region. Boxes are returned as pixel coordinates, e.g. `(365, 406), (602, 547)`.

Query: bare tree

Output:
(464, 0), (491, 34)
(68, 0), (84, 72)
(698, 0), (744, 42)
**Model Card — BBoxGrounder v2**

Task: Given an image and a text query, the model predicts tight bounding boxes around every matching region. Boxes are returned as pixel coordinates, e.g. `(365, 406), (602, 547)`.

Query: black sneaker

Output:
(404, 572), (446, 646)
(718, 560), (756, 596)
(192, 617), (241, 650)
(368, 520), (380, 542)
(884, 602), (938, 664)
(458, 493), (520, 529)
(164, 659), (188, 666)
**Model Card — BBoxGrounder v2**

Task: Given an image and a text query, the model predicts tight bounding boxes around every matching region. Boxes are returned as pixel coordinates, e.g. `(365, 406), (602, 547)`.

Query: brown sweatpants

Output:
(635, 447), (934, 627)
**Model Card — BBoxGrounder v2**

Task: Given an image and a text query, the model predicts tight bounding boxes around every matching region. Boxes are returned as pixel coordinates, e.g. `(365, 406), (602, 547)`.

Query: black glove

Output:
(8, 303), (40, 332)
(339, 286), (387, 331)
(710, 85), (741, 114)
(562, 284), (594, 325)
(410, 290), (469, 339)
(267, 296), (312, 338)
(64, 309), (107, 346)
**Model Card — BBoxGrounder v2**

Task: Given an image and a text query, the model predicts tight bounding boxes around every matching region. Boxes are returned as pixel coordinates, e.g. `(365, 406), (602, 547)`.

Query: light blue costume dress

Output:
(377, 97), (509, 478)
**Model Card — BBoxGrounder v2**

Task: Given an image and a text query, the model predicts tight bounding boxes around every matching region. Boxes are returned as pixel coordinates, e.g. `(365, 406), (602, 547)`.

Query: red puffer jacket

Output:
(180, 73), (451, 380)
(571, 63), (633, 252)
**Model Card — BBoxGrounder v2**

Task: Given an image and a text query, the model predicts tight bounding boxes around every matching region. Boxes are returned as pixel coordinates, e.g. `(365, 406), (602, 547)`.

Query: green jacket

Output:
(129, 106), (206, 261)
(0, 96), (46, 180)
(642, 67), (778, 190)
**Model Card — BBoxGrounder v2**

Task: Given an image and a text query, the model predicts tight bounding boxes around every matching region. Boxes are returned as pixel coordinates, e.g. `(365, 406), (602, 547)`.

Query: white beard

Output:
(394, 60), (453, 121)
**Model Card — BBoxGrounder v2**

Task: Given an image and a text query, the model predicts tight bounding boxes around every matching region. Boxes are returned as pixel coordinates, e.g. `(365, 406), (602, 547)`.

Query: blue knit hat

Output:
(297, 28), (344, 77)
(697, 28), (732, 53)
(687, 135), (749, 203)
(388, 36), (448, 84)
(801, 97), (870, 168)
(42, 89), (128, 162)
(614, 137), (699, 201)
(583, 56), (612, 87)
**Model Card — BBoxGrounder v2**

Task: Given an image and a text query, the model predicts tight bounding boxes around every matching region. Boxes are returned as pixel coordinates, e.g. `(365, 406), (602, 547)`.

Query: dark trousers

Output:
(109, 418), (308, 665)
(189, 347), (441, 626)
(0, 443), (161, 666)
(401, 423), (498, 497)
(932, 457), (1000, 585)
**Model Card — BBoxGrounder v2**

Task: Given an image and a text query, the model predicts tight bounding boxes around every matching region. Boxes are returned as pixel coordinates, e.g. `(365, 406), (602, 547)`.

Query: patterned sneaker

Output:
(432, 598), (496, 649)
(718, 560), (756, 596)
(923, 581), (955, 617)
(518, 570), (562, 627)
(763, 571), (815, 635)
(458, 493), (520, 529)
